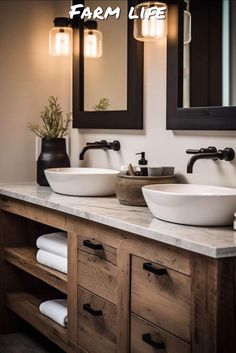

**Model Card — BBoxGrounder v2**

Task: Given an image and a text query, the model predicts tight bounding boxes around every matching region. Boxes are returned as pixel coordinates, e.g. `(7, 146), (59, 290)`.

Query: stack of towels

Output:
(39, 299), (68, 327)
(36, 232), (67, 274)
(36, 232), (68, 327)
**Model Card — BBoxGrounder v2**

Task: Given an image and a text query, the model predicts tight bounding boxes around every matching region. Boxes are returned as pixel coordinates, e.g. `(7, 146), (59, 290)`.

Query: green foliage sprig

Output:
(28, 96), (72, 138)
(93, 98), (110, 111)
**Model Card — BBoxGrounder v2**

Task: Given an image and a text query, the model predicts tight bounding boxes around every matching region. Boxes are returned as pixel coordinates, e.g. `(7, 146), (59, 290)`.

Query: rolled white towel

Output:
(36, 232), (67, 258)
(39, 299), (67, 327)
(36, 250), (67, 274)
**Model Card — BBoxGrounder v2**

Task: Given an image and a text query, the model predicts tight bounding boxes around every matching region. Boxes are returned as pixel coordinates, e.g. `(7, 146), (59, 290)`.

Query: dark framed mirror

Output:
(72, 0), (143, 129)
(167, 0), (236, 130)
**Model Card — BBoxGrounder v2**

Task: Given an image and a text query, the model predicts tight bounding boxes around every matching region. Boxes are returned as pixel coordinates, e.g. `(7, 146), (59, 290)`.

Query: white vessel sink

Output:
(142, 184), (236, 226)
(45, 168), (119, 196)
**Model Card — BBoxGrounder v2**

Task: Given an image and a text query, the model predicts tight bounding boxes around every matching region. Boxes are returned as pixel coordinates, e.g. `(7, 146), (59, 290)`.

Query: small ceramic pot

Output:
(147, 167), (163, 176)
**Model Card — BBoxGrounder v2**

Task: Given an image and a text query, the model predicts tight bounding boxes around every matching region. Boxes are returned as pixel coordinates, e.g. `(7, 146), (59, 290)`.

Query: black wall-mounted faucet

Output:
(186, 146), (235, 173)
(79, 140), (121, 160)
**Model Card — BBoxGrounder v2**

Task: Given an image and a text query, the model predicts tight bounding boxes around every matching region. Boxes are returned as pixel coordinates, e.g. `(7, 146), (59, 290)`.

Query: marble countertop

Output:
(0, 182), (236, 258)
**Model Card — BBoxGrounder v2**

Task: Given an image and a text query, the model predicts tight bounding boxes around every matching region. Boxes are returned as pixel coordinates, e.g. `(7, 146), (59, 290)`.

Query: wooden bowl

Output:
(116, 174), (177, 206)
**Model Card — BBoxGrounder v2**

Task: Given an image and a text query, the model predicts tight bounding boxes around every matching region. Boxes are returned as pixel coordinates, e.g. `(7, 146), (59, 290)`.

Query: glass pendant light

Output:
(49, 17), (72, 56)
(84, 20), (103, 58)
(133, 2), (167, 42)
(184, 1), (191, 45)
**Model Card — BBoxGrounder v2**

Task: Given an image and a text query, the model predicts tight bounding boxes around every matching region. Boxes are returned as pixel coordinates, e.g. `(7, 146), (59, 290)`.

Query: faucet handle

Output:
(109, 140), (121, 151)
(186, 149), (201, 154)
(86, 140), (107, 146)
(186, 146), (217, 154)
(218, 148), (235, 161)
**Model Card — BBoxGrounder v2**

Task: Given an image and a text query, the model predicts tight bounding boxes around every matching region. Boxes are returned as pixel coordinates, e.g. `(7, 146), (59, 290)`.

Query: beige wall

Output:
(72, 39), (236, 188)
(0, 0), (71, 182)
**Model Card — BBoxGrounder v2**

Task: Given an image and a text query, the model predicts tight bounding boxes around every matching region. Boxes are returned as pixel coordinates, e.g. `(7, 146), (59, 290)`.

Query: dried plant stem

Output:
(28, 96), (72, 138)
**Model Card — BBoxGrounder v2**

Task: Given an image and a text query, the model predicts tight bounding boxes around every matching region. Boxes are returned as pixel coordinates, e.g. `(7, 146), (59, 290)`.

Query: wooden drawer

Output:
(131, 255), (191, 341)
(78, 236), (117, 304)
(77, 286), (117, 353)
(131, 314), (191, 353)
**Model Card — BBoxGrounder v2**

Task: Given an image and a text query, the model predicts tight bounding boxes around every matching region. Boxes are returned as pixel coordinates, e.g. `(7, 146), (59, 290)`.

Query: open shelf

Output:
(6, 292), (68, 352)
(4, 247), (67, 294)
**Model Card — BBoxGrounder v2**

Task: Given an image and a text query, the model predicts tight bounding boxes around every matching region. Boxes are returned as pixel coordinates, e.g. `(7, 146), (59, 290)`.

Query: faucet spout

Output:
(187, 152), (220, 173)
(79, 143), (106, 161)
(79, 140), (120, 161)
(186, 147), (235, 173)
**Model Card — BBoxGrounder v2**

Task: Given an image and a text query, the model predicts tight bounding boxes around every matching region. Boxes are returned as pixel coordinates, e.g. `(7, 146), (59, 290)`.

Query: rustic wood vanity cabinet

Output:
(0, 190), (236, 353)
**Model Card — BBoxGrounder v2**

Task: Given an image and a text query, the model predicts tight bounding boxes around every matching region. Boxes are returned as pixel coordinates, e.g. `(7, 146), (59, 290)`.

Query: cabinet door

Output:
(78, 236), (117, 304)
(131, 314), (191, 353)
(77, 287), (117, 353)
(131, 255), (191, 341)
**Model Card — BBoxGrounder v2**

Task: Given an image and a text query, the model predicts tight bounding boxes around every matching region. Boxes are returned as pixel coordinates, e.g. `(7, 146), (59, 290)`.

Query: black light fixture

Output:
(49, 17), (72, 56)
(49, 17), (103, 58)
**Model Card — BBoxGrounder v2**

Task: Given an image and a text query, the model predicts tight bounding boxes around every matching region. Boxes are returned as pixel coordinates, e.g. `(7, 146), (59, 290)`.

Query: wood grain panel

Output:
(69, 217), (125, 249)
(0, 197), (67, 230)
(67, 232), (78, 344)
(0, 211), (31, 333)
(78, 237), (117, 304)
(0, 196), (191, 277)
(4, 247), (67, 294)
(131, 314), (190, 353)
(125, 236), (191, 276)
(131, 255), (191, 341)
(191, 255), (236, 353)
(6, 292), (69, 351)
(73, 218), (190, 276)
(78, 236), (117, 265)
(117, 249), (130, 353)
(77, 287), (117, 353)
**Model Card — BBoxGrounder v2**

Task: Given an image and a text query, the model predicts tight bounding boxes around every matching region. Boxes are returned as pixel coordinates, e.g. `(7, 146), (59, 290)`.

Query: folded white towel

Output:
(36, 250), (67, 274)
(36, 232), (67, 258)
(39, 299), (67, 327)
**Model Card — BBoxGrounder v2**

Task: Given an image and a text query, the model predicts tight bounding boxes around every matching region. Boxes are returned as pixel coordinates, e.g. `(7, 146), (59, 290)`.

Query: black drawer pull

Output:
(143, 263), (167, 276)
(83, 303), (102, 316)
(83, 239), (103, 250)
(142, 334), (165, 350)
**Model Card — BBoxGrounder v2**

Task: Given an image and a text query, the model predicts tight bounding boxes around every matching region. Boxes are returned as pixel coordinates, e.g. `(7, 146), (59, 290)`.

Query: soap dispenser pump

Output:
(136, 152), (148, 176)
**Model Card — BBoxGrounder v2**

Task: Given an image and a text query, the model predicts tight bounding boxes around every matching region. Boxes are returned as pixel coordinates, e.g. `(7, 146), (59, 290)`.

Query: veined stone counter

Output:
(0, 182), (236, 258)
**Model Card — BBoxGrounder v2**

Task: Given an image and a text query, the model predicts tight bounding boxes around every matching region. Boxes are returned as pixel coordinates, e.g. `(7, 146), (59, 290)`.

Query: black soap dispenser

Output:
(136, 152), (148, 176)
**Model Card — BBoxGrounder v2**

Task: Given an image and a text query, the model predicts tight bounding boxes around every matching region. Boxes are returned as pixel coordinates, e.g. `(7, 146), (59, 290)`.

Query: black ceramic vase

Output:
(37, 138), (70, 186)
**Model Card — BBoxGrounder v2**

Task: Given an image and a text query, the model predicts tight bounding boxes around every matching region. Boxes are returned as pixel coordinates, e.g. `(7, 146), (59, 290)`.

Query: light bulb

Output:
(55, 30), (70, 56)
(84, 29), (103, 58)
(133, 2), (167, 42)
(141, 16), (166, 39)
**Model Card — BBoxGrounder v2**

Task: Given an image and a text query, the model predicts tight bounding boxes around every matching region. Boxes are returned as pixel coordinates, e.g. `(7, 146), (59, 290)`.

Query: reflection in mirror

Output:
(183, 0), (236, 108)
(84, 0), (127, 112)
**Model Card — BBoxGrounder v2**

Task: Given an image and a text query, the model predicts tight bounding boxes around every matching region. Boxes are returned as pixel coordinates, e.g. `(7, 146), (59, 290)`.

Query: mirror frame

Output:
(72, 0), (144, 129)
(166, 0), (236, 130)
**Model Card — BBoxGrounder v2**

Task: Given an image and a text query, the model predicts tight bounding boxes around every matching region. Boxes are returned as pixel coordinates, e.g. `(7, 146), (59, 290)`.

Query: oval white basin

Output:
(45, 168), (119, 196)
(142, 184), (236, 226)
